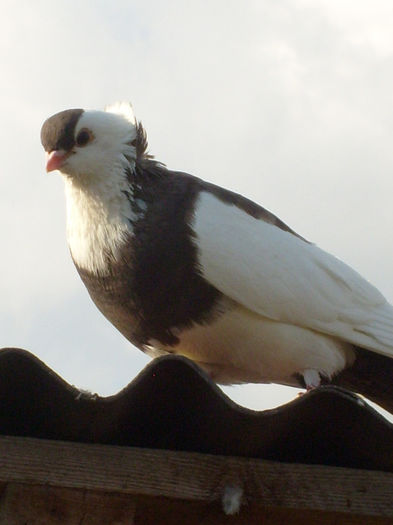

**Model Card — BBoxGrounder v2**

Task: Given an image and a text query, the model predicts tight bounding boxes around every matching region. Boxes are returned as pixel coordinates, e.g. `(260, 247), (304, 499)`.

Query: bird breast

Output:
(64, 177), (134, 275)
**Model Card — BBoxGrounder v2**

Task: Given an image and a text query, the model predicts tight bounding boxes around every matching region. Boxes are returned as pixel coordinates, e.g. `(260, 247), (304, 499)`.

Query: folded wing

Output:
(192, 191), (393, 357)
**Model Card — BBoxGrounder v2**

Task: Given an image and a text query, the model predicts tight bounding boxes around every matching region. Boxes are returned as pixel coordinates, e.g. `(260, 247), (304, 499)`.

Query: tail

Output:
(332, 347), (393, 415)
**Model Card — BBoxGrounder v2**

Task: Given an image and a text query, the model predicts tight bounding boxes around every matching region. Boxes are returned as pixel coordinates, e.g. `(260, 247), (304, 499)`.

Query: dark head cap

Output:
(41, 109), (84, 152)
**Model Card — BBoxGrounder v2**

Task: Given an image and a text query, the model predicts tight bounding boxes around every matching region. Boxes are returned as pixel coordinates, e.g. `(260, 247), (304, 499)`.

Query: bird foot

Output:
(302, 369), (321, 391)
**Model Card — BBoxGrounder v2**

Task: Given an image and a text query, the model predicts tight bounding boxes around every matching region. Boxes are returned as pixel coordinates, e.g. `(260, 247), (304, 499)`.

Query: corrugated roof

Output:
(0, 347), (392, 472)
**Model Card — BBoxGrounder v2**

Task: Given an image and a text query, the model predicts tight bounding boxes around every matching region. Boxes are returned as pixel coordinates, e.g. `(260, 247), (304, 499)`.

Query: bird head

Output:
(40, 102), (138, 180)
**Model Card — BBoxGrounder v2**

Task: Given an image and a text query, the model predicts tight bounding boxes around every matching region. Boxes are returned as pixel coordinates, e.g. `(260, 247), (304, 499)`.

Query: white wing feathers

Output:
(193, 192), (393, 357)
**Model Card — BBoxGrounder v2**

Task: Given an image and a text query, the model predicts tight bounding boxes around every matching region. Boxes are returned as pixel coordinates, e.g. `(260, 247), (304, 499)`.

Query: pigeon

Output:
(41, 102), (393, 412)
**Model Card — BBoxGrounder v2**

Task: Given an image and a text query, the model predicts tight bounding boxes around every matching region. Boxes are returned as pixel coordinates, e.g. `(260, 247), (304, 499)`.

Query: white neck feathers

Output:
(64, 168), (134, 275)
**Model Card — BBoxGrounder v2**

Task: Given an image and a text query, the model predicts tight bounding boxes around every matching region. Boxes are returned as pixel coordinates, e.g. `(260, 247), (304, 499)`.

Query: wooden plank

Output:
(0, 436), (392, 518)
(0, 483), (136, 525)
(134, 496), (393, 524)
(0, 484), (391, 525)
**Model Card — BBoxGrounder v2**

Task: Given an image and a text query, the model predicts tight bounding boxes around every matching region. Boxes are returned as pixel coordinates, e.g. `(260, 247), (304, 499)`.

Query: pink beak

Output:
(45, 150), (68, 172)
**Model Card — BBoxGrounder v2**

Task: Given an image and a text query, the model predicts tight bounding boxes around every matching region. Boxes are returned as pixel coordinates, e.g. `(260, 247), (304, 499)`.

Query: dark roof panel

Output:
(0, 348), (392, 471)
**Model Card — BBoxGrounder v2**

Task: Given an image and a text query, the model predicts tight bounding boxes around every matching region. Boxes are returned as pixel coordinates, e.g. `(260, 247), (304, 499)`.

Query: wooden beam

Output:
(0, 435), (392, 518)
(0, 483), (137, 524)
(0, 485), (392, 525)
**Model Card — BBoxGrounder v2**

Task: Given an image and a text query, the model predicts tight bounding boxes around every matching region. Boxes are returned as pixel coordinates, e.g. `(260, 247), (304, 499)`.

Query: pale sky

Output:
(2, 0), (393, 416)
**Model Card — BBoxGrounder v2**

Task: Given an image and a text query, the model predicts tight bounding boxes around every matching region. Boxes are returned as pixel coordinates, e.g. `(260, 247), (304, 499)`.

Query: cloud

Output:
(1, 1), (393, 415)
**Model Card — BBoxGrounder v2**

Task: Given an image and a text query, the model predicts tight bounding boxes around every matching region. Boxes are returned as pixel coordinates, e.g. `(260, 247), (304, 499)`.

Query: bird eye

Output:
(76, 128), (93, 147)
